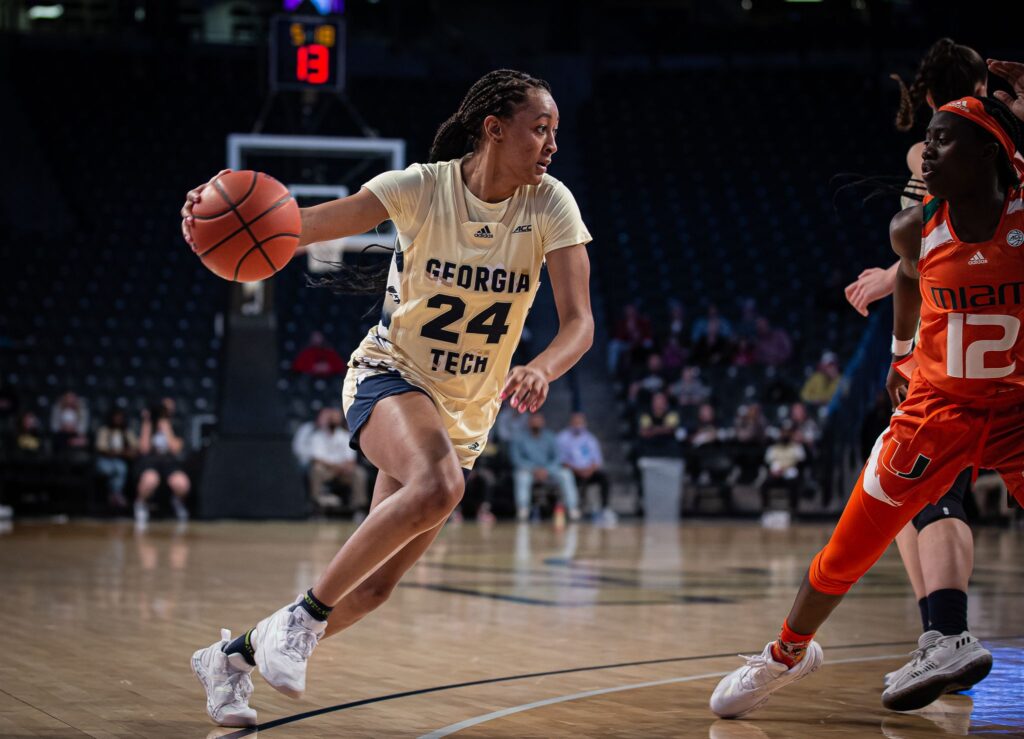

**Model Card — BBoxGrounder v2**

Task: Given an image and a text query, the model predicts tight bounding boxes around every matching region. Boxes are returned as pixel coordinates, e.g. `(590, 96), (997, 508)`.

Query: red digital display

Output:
(271, 16), (345, 91)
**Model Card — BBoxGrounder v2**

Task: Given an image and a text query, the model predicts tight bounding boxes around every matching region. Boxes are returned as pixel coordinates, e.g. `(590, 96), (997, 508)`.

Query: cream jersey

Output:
(342, 157), (592, 467)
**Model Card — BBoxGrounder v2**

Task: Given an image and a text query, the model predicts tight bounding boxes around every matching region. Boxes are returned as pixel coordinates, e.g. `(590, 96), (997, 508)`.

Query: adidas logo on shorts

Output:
(473, 225), (494, 239)
(967, 251), (988, 265)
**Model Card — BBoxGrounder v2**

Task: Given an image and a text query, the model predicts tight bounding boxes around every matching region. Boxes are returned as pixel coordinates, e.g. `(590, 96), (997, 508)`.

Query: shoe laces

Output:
(738, 652), (783, 690)
(283, 614), (321, 661)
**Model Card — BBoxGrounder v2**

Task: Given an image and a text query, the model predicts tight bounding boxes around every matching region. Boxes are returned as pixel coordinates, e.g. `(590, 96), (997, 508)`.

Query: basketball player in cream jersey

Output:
(181, 69), (594, 727)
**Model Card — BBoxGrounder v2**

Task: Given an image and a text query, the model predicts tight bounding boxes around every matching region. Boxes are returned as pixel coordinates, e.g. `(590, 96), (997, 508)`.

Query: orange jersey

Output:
(914, 188), (1024, 405)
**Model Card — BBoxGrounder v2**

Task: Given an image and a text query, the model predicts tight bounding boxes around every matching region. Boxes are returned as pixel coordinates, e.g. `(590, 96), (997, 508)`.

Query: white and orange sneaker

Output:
(710, 641), (823, 719)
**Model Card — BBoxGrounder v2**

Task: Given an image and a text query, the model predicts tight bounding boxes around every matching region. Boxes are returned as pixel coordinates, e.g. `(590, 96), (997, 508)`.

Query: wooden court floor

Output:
(1, 518), (1022, 738)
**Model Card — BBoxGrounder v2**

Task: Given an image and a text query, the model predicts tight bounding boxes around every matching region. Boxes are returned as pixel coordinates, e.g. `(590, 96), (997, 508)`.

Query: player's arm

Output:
(885, 205), (923, 407)
(988, 59), (1024, 122)
(502, 244), (594, 413)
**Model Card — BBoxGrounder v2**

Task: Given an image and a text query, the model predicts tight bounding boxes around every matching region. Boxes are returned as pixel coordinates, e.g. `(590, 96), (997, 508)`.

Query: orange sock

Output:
(770, 620), (814, 668)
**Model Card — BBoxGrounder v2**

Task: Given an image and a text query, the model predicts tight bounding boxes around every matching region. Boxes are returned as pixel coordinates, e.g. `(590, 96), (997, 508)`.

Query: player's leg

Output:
(134, 467), (159, 524)
(895, 523), (928, 625)
(168, 470), (190, 522)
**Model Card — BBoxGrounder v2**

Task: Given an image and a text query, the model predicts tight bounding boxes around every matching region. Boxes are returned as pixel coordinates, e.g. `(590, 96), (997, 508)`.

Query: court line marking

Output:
(0, 685), (91, 736)
(218, 635), (1024, 737)
(419, 654), (904, 738)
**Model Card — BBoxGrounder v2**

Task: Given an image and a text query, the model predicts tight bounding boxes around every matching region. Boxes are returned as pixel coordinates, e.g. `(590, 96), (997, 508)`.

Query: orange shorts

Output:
(865, 373), (1024, 510)
(808, 373), (1024, 595)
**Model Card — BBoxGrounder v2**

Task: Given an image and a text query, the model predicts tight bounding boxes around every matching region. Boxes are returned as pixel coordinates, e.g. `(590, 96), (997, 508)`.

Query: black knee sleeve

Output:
(912, 469), (970, 532)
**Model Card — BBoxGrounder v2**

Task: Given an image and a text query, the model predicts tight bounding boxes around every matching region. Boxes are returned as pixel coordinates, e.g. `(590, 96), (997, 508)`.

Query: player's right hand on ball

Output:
(180, 169), (231, 250)
(885, 364), (910, 409)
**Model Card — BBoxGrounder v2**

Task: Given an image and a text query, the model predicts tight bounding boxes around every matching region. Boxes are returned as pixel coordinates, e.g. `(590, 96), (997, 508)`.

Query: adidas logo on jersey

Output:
(968, 251), (988, 265)
(473, 225), (494, 239)
(467, 441), (481, 451)
(512, 224), (533, 234)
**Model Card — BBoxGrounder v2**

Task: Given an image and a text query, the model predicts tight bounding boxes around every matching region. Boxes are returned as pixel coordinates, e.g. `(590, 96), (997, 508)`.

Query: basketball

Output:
(191, 170), (301, 283)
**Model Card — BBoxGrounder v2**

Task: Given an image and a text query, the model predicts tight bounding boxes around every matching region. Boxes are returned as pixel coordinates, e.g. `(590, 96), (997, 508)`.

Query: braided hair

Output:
(429, 69), (551, 162)
(312, 70), (552, 298)
(891, 38), (987, 132)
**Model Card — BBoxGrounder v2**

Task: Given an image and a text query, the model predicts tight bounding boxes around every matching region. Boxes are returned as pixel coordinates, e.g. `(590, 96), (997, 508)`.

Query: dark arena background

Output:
(1, 1), (1023, 736)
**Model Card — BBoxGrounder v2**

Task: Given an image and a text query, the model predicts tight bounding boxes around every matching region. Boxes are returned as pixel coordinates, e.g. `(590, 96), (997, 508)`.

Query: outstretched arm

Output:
(502, 244), (594, 413)
(844, 261), (899, 317)
(988, 59), (1024, 122)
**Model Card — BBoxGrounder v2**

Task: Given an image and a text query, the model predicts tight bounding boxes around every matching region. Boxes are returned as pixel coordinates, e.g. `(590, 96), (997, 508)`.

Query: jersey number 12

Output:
(946, 312), (1020, 379)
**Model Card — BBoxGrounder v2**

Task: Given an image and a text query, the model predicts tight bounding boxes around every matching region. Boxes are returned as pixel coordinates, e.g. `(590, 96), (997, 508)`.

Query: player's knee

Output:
(409, 464), (464, 524)
(137, 470), (159, 493)
(168, 472), (191, 496)
(912, 497), (967, 532)
(808, 549), (857, 596)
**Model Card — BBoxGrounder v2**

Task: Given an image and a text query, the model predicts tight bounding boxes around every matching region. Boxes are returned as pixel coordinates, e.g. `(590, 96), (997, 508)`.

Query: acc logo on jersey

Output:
(512, 224), (533, 234)
(1007, 229), (1024, 248)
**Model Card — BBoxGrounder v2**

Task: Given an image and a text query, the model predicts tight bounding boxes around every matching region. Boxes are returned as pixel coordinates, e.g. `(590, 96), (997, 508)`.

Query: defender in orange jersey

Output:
(710, 94), (1024, 719)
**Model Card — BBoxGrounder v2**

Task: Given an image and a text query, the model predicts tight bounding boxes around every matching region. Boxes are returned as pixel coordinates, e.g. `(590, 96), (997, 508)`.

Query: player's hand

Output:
(988, 59), (1024, 123)
(181, 169), (231, 250)
(844, 267), (894, 317)
(501, 366), (549, 413)
(885, 363), (910, 409)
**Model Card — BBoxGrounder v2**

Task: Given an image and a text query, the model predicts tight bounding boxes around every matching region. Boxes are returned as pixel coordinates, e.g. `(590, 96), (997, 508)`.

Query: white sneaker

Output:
(883, 631), (938, 688)
(253, 596), (327, 698)
(191, 629), (257, 727)
(710, 640), (823, 718)
(882, 631), (992, 711)
(172, 497), (190, 523)
(601, 508), (619, 526)
(134, 501), (149, 526)
(516, 507), (530, 522)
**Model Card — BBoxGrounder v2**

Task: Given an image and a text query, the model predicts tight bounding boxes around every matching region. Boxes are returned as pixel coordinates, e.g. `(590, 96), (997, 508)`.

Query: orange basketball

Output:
(191, 170), (301, 283)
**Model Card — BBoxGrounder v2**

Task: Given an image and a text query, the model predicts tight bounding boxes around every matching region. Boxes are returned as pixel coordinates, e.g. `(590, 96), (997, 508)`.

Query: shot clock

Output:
(270, 15), (345, 92)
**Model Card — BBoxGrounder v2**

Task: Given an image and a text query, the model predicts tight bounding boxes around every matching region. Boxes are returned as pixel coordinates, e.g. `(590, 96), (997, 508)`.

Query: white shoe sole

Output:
(882, 650), (992, 712)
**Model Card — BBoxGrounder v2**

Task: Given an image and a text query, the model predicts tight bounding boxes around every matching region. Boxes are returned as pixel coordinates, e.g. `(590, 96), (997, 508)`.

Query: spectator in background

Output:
(557, 412), (615, 524)
(691, 303), (734, 343)
(732, 337), (757, 367)
(733, 403), (768, 445)
(688, 403), (721, 448)
(629, 353), (668, 403)
(291, 330), (346, 378)
(788, 402), (821, 453)
(308, 408), (368, 518)
(752, 317), (793, 367)
(691, 317), (734, 366)
(736, 298), (760, 341)
(761, 424), (807, 512)
(666, 299), (688, 342)
(801, 351), (842, 406)
(135, 398), (190, 525)
(95, 409), (138, 509)
(511, 412), (580, 523)
(50, 391), (89, 437)
(291, 410), (326, 470)
(670, 366), (711, 408)
(660, 335), (687, 374)
(14, 411), (45, 455)
(637, 392), (681, 458)
(608, 302), (654, 374)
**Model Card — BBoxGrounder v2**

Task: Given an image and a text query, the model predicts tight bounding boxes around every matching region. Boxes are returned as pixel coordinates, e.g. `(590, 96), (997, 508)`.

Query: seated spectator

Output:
(788, 402), (821, 453)
(752, 317), (793, 366)
(135, 398), (190, 525)
(14, 411), (45, 455)
(308, 408), (369, 517)
(691, 303), (734, 344)
(735, 298), (760, 341)
(95, 409), (138, 509)
(731, 337), (757, 367)
(50, 390), (89, 438)
(690, 317), (735, 366)
(557, 412), (615, 524)
(760, 424), (807, 512)
(291, 330), (347, 378)
(670, 366), (711, 408)
(688, 403), (721, 448)
(801, 351), (842, 406)
(511, 412), (580, 522)
(629, 353), (668, 403)
(660, 335), (687, 374)
(666, 299), (687, 341)
(637, 392), (681, 458)
(291, 411), (324, 470)
(733, 403), (768, 445)
(608, 302), (654, 375)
